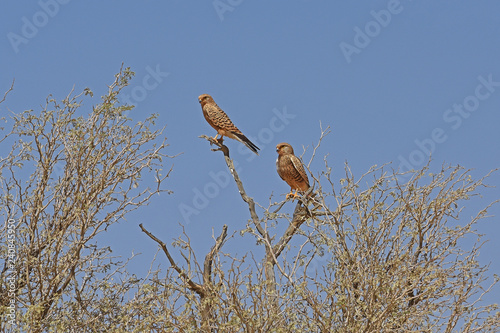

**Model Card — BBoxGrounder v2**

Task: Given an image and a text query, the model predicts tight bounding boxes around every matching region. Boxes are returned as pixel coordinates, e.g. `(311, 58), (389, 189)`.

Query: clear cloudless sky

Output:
(1, 1), (499, 306)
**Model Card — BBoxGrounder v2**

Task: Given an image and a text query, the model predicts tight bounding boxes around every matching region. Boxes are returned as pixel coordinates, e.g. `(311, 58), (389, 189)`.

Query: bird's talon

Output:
(286, 191), (301, 200)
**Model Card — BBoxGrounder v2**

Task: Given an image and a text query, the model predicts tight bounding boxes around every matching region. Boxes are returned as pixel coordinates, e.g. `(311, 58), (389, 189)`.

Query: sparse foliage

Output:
(0, 68), (171, 332)
(0, 72), (498, 332)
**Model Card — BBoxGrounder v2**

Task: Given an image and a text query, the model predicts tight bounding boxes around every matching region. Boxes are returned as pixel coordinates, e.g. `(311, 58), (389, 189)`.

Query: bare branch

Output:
(272, 202), (308, 259)
(139, 223), (204, 296)
(0, 78), (14, 105)
(203, 224), (228, 284)
(199, 135), (268, 241)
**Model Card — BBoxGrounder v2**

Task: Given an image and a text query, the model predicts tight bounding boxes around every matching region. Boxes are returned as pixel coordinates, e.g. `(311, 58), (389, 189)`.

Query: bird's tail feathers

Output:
(232, 132), (260, 155)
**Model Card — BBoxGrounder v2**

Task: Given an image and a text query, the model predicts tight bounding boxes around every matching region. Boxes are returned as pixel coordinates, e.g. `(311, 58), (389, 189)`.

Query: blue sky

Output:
(1, 1), (499, 305)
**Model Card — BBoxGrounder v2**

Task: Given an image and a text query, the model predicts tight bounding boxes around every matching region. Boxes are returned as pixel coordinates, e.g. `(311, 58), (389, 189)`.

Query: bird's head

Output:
(198, 94), (213, 107)
(276, 142), (294, 156)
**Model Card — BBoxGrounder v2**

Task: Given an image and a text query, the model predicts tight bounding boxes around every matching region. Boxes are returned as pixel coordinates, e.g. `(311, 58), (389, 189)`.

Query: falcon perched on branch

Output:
(276, 142), (310, 199)
(198, 94), (260, 155)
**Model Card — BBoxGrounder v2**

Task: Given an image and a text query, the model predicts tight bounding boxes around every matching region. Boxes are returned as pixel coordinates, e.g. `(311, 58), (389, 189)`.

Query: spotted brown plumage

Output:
(276, 142), (310, 199)
(198, 94), (260, 155)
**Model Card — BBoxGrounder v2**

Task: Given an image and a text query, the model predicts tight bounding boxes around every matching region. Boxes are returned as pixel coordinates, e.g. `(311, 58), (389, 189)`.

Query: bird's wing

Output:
(204, 103), (241, 133)
(290, 155), (310, 187)
(205, 103), (260, 154)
